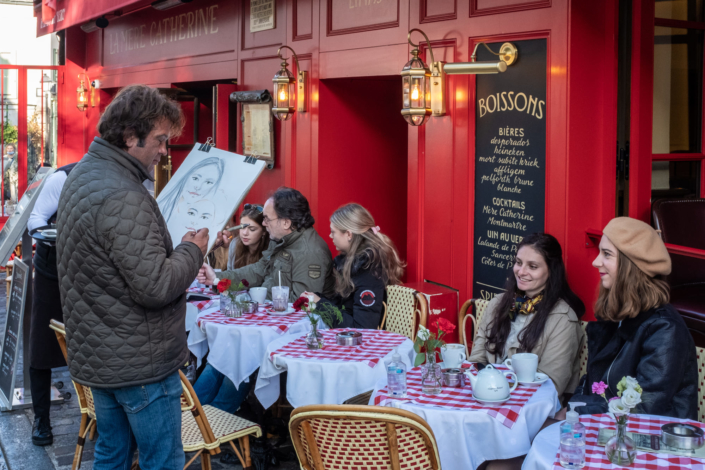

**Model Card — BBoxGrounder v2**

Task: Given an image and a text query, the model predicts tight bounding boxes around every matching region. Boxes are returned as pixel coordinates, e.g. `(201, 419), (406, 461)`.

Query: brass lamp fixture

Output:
(402, 29), (518, 125)
(76, 73), (94, 111)
(272, 46), (307, 121)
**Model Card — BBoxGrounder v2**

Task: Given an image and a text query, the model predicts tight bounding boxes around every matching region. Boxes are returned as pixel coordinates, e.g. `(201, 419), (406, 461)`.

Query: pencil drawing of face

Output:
(184, 200), (216, 231)
(157, 156), (225, 222)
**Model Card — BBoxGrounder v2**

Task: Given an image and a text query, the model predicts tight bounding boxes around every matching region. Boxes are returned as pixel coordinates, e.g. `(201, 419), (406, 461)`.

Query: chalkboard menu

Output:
(472, 39), (547, 300)
(0, 259), (29, 410)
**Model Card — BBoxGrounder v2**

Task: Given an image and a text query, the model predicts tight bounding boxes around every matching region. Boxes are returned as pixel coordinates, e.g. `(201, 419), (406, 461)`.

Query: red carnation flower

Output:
(437, 317), (456, 333)
(241, 279), (249, 288)
(217, 279), (231, 293)
(293, 297), (309, 310)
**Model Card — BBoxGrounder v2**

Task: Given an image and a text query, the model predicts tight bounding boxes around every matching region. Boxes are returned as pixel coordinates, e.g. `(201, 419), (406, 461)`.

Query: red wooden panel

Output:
(242, 0), (286, 51)
(317, 77), (408, 262)
(239, 56), (285, 204)
(294, 0), (313, 41)
(292, 56), (313, 195)
(470, 0), (551, 17)
(327, 0), (399, 36)
(420, 0), (457, 23)
(215, 84), (238, 151)
(101, 0), (237, 69)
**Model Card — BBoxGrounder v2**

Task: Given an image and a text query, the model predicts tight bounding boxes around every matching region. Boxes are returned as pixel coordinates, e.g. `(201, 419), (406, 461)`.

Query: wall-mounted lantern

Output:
(272, 46), (307, 121)
(76, 74), (93, 111)
(402, 28), (518, 126)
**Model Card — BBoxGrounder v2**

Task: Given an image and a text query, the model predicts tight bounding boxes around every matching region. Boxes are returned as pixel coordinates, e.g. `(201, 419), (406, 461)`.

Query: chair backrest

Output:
(49, 320), (95, 419)
(457, 299), (490, 356)
(578, 321), (589, 380)
(696, 346), (705, 423)
(382, 285), (428, 341)
(178, 370), (220, 453)
(289, 404), (441, 470)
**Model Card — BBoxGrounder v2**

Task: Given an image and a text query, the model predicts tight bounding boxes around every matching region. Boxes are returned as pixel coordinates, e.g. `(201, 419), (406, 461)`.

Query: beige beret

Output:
(602, 217), (671, 277)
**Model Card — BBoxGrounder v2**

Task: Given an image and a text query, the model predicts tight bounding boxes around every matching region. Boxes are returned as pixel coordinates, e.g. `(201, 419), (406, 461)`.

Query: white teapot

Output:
(466, 365), (518, 401)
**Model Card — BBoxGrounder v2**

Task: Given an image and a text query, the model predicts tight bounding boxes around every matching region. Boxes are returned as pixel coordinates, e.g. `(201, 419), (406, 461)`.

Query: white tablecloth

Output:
(369, 372), (560, 470)
(254, 333), (415, 410)
(187, 307), (322, 390)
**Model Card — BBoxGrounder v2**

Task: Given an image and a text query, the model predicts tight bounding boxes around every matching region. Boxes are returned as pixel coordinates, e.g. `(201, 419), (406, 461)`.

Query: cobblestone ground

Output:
(0, 273), (299, 470)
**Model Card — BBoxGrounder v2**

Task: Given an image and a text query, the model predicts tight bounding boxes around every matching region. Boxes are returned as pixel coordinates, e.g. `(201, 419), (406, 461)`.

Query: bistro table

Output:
(523, 413), (705, 470)
(370, 363), (560, 470)
(255, 328), (414, 410)
(187, 303), (323, 391)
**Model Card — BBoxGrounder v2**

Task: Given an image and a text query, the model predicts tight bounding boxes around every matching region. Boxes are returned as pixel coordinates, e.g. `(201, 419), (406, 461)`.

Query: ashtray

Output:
(242, 301), (259, 314)
(661, 423), (705, 450)
(441, 368), (466, 388)
(336, 331), (362, 346)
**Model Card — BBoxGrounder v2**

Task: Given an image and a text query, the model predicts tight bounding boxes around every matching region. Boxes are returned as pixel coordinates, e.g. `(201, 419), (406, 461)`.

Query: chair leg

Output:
(200, 452), (211, 470)
(184, 450), (202, 469)
(228, 440), (246, 468)
(73, 418), (95, 470)
(89, 422), (97, 441)
(241, 435), (252, 469)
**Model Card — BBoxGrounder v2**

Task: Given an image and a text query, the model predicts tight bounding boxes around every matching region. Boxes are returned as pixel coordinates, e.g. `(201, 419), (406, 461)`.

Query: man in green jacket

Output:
(198, 187), (334, 301)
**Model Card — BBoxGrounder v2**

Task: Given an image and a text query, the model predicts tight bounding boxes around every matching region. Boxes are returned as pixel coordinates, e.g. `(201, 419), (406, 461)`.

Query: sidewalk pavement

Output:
(0, 273), (298, 470)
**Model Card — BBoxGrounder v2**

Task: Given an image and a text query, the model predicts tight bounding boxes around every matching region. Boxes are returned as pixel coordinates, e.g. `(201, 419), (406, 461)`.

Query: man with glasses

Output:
(199, 187), (335, 301)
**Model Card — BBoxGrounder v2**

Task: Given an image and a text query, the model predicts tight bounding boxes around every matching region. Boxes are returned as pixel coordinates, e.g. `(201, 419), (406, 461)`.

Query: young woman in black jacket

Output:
(304, 203), (405, 329)
(568, 217), (698, 420)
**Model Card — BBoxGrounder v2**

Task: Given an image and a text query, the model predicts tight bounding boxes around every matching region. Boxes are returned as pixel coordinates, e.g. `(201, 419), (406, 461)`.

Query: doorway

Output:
(317, 77), (408, 263)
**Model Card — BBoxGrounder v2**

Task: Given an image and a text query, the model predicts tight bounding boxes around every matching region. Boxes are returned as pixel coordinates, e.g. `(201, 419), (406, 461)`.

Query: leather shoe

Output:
(32, 416), (53, 446)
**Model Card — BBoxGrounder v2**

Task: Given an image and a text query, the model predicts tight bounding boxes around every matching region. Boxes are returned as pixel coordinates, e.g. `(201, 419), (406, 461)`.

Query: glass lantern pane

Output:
(402, 76), (411, 108)
(288, 82), (296, 109)
(411, 77), (424, 108)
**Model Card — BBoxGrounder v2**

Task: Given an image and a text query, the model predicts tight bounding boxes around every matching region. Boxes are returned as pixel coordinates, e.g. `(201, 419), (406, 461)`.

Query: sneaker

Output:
(32, 416), (53, 446)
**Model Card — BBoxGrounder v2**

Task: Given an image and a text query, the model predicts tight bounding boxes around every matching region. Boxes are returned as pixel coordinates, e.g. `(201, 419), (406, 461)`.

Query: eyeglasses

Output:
(244, 203), (263, 213)
(262, 214), (279, 224)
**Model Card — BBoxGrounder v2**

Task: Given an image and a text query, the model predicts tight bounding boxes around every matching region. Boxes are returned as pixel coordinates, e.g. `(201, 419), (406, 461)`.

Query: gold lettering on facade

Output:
(109, 3), (221, 54)
(349, 0), (383, 7)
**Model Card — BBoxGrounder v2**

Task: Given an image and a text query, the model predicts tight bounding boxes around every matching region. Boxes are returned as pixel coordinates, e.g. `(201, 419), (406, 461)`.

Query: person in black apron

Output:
(26, 163), (76, 446)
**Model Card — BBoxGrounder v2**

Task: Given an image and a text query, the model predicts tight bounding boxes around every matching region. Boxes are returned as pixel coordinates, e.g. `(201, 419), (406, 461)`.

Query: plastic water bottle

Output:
(386, 349), (407, 397)
(560, 402), (586, 469)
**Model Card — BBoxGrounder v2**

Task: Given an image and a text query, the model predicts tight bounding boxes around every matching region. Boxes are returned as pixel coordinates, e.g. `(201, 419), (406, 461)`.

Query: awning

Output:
(35, 0), (150, 37)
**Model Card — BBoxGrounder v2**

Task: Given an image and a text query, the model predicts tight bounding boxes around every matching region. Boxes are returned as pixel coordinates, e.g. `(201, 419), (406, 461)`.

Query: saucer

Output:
(519, 372), (549, 385)
(472, 394), (510, 406)
(267, 307), (296, 316)
(41, 229), (57, 238)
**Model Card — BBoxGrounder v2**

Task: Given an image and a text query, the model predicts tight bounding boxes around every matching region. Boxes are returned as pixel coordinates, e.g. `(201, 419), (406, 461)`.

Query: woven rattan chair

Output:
(457, 299), (490, 357)
(578, 321), (589, 380)
(290, 404), (442, 470)
(49, 320), (97, 470)
(696, 346), (705, 423)
(379, 285), (428, 341)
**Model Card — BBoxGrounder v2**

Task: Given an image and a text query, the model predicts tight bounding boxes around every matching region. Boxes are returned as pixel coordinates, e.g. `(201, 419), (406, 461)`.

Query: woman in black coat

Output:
(569, 217), (697, 420)
(304, 203), (405, 329)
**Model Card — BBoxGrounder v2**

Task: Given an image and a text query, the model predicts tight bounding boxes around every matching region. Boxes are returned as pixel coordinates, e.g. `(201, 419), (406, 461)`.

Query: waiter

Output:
(26, 163), (76, 446)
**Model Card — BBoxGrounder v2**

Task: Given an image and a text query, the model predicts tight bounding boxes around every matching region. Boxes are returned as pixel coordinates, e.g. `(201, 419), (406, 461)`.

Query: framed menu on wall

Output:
(472, 39), (547, 301)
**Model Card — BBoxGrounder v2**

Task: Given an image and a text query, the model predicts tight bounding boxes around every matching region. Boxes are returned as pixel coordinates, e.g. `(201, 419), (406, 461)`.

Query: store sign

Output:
(102, 0), (237, 68)
(472, 39), (547, 301)
(250, 0), (275, 32)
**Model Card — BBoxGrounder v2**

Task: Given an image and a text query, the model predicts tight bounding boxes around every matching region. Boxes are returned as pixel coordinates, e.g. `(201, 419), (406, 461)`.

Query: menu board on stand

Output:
(472, 39), (547, 300)
(0, 260), (29, 410)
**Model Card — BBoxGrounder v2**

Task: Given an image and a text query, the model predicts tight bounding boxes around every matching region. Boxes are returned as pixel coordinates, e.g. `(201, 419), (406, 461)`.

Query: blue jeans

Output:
(91, 371), (184, 470)
(193, 363), (252, 414)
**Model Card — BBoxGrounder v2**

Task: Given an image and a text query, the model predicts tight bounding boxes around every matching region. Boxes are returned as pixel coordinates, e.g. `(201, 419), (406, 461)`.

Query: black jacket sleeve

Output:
(345, 269), (385, 329)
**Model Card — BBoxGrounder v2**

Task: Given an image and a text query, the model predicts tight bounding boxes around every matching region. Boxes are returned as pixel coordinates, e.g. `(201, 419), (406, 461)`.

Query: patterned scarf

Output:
(509, 292), (544, 321)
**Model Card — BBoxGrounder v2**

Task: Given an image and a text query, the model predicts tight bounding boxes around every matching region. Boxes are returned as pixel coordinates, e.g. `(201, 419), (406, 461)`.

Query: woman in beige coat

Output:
(469, 233), (586, 399)
(473, 233), (585, 470)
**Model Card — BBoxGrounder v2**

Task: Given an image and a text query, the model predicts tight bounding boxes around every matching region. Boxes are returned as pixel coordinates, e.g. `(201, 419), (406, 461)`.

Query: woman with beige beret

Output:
(568, 217), (698, 419)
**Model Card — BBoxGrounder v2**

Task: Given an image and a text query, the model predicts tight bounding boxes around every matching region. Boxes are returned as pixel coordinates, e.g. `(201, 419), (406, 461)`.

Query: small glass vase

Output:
(605, 418), (636, 466)
(220, 294), (232, 313)
(305, 323), (324, 350)
(421, 352), (442, 395)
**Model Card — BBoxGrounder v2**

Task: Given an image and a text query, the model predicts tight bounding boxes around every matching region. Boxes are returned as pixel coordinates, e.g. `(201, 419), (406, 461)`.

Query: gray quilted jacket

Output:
(56, 138), (203, 388)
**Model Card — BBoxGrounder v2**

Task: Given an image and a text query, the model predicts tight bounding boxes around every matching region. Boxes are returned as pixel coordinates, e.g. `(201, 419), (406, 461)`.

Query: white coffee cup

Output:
(504, 353), (539, 383)
(249, 287), (267, 304)
(441, 343), (467, 368)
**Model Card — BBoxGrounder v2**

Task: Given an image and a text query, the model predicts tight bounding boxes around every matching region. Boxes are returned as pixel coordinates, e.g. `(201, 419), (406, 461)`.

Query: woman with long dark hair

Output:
(469, 233), (585, 399)
(304, 203), (405, 329)
(228, 203), (270, 269)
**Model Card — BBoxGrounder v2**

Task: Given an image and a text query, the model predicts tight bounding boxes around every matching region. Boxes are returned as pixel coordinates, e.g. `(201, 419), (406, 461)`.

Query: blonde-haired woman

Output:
(304, 203), (404, 329)
(568, 217), (697, 419)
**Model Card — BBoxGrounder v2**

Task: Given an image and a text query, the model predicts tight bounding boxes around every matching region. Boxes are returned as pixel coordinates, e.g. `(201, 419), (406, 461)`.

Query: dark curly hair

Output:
(271, 187), (315, 231)
(97, 85), (185, 150)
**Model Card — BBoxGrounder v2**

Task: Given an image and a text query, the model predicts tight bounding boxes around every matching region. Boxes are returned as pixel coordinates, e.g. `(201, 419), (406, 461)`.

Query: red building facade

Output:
(29, 0), (704, 321)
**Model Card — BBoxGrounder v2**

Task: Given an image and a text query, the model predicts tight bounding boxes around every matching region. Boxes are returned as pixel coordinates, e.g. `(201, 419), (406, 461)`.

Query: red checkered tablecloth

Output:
(190, 299), (216, 311)
(373, 363), (540, 429)
(551, 414), (705, 470)
(197, 307), (307, 335)
(270, 328), (407, 368)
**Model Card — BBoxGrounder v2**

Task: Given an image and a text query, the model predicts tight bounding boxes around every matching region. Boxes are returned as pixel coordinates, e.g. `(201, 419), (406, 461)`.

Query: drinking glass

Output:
(271, 286), (290, 311)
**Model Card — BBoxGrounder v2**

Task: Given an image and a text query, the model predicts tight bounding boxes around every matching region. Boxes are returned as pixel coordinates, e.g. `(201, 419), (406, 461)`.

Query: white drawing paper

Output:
(157, 144), (266, 255)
